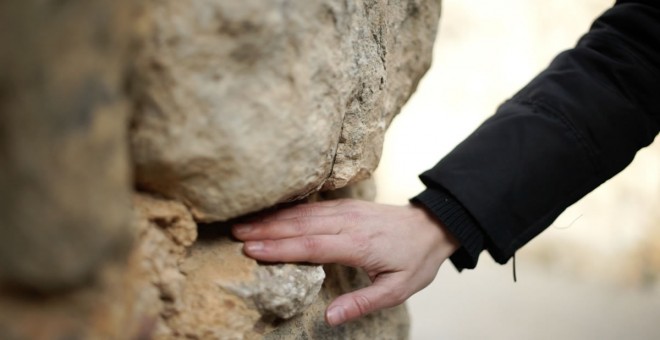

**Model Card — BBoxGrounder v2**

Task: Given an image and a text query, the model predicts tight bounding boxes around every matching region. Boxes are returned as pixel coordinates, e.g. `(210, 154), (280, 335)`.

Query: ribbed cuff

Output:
(411, 187), (485, 271)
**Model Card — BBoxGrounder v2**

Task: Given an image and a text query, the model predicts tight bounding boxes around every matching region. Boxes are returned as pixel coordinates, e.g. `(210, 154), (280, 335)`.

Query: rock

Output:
(264, 265), (410, 340)
(127, 192), (405, 339)
(229, 264), (325, 319)
(127, 193), (200, 339)
(0, 0), (135, 291)
(131, 0), (441, 222)
(126, 194), (322, 338)
(0, 194), (197, 340)
(0, 0), (437, 337)
(161, 234), (323, 338)
(0, 184), (412, 339)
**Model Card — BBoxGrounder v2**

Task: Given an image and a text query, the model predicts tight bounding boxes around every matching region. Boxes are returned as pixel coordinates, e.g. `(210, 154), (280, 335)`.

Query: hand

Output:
(232, 199), (459, 326)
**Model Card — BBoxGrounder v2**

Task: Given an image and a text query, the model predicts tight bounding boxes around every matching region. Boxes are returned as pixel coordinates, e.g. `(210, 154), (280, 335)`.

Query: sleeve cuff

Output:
(411, 187), (485, 271)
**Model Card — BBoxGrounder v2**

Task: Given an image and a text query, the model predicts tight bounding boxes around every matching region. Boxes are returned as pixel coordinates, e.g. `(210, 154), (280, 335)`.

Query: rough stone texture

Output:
(131, 0), (441, 222)
(0, 0), (134, 291)
(229, 264), (325, 319)
(128, 193), (199, 339)
(0, 185), (409, 340)
(0, 262), (137, 340)
(127, 193), (404, 339)
(264, 265), (410, 340)
(0, 0), (438, 338)
(260, 180), (411, 338)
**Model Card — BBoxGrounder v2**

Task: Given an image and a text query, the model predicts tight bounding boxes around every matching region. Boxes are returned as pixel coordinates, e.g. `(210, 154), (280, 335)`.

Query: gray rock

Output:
(229, 264), (325, 319)
(0, 0), (134, 291)
(264, 264), (410, 340)
(131, 0), (441, 222)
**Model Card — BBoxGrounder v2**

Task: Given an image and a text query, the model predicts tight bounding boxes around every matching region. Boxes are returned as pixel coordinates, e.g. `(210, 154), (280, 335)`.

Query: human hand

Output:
(232, 199), (459, 326)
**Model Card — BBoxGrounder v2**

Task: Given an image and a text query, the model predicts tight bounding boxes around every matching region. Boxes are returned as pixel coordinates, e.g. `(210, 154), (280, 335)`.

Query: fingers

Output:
(242, 234), (360, 265)
(233, 212), (357, 241)
(325, 276), (408, 326)
(258, 200), (345, 223)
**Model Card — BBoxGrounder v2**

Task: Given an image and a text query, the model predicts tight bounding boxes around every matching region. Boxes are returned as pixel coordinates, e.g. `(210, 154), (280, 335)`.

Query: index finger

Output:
(233, 213), (356, 241)
(258, 200), (346, 223)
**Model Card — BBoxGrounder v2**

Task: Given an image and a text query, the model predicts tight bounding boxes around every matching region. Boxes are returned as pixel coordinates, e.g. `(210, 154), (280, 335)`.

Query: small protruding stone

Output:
(230, 264), (326, 319)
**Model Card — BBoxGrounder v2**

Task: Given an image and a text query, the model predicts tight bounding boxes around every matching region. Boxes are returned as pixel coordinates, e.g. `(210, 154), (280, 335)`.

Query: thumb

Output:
(325, 276), (407, 326)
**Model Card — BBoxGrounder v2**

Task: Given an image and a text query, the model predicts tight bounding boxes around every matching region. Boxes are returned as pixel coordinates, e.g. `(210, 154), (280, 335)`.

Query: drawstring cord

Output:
(512, 252), (517, 282)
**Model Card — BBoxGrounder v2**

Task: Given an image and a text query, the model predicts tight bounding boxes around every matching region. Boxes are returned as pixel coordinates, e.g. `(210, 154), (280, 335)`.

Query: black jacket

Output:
(413, 0), (660, 270)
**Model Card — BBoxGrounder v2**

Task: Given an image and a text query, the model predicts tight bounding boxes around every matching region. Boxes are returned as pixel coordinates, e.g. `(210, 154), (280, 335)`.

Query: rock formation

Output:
(0, 0), (440, 338)
(131, 0), (440, 222)
(0, 0), (134, 293)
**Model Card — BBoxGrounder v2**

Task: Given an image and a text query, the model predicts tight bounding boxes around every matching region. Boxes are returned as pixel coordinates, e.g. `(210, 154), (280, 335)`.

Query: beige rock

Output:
(128, 193), (200, 339)
(0, 194), (196, 340)
(229, 264), (325, 320)
(0, 261), (143, 340)
(129, 194), (324, 339)
(131, 0), (441, 222)
(264, 265), (410, 340)
(0, 0), (135, 291)
(130, 192), (407, 339)
(0, 1), (436, 337)
(0, 187), (411, 339)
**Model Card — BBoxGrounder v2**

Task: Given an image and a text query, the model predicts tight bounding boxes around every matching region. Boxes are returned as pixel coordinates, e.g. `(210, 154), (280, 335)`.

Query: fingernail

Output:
(233, 224), (253, 235)
(326, 306), (346, 326)
(245, 241), (264, 253)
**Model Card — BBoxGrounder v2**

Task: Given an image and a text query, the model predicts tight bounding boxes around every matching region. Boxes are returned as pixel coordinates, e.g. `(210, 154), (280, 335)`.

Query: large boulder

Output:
(0, 0), (440, 338)
(131, 0), (441, 222)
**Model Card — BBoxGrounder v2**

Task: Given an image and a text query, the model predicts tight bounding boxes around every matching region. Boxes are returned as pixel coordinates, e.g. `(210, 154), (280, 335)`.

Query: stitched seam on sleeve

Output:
(511, 97), (600, 173)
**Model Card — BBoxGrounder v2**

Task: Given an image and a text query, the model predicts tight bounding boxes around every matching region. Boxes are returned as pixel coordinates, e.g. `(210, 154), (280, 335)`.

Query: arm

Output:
(417, 0), (660, 269)
(234, 0), (660, 326)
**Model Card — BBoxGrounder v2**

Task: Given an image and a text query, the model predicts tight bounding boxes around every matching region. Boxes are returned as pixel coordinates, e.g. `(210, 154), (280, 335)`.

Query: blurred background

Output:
(374, 0), (660, 338)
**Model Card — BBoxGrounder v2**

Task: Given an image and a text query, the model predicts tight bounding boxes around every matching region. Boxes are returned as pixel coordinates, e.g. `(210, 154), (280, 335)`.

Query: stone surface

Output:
(0, 186), (411, 339)
(128, 193), (202, 339)
(264, 264), (410, 340)
(229, 264), (325, 319)
(129, 194), (324, 339)
(0, 261), (139, 340)
(0, 194), (196, 340)
(131, 0), (441, 222)
(128, 191), (408, 339)
(0, 0), (135, 291)
(0, 0), (436, 337)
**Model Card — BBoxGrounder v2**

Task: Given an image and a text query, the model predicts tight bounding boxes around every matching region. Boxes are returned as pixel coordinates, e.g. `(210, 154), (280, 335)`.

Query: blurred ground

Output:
(374, 0), (660, 338)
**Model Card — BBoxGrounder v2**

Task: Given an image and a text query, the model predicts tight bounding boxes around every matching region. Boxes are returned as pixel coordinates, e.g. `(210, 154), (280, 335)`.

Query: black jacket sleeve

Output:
(412, 0), (660, 270)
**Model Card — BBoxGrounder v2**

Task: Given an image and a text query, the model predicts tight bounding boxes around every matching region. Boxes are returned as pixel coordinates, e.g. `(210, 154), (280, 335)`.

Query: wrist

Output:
(408, 203), (460, 256)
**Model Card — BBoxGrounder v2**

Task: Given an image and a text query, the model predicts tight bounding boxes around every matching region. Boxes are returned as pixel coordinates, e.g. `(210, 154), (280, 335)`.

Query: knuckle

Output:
(342, 210), (362, 226)
(291, 217), (308, 235)
(387, 289), (407, 306)
(301, 236), (320, 254)
(352, 294), (373, 317)
(349, 232), (370, 258)
(295, 204), (318, 218)
(382, 281), (409, 306)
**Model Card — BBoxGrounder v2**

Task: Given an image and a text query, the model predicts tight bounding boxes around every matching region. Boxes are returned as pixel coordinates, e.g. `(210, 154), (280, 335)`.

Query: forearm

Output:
(416, 0), (660, 267)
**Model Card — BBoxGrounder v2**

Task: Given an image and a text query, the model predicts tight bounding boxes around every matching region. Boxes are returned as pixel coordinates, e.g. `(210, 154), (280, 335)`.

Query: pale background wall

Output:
(374, 0), (660, 338)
